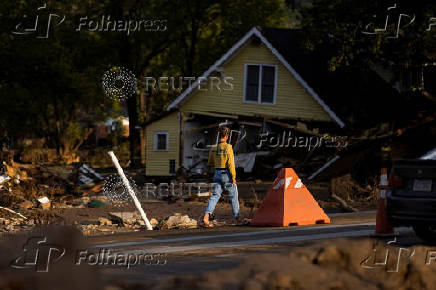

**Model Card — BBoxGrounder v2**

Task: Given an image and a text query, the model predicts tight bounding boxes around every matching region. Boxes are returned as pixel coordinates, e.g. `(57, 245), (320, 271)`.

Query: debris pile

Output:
(0, 161), (107, 232)
(77, 212), (160, 235)
(108, 211), (144, 227)
(0, 161), (105, 206)
(329, 174), (377, 211)
(159, 213), (198, 229)
(0, 216), (31, 233)
(0, 206), (61, 232)
(331, 174), (375, 201)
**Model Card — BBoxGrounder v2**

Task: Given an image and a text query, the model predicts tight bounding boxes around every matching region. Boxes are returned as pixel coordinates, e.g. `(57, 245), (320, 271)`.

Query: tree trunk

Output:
(127, 94), (141, 167)
(139, 86), (146, 165)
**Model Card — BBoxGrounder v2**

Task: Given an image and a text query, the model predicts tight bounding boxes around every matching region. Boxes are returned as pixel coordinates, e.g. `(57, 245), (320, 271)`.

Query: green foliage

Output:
(0, 0), (289, 160)
(301, 0), (436, 70)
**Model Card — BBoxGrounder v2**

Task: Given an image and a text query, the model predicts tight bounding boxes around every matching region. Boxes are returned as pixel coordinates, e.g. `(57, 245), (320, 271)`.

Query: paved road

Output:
(84, 211), (425, 284)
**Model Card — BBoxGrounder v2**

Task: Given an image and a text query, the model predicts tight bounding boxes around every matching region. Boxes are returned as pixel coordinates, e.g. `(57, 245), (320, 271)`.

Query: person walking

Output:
(203, 127), (241, 226)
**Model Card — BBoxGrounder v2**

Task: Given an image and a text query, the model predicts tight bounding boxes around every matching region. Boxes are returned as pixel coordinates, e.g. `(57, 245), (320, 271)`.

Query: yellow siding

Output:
(145, 112), (180, 176)
(181, 44), (332, 122)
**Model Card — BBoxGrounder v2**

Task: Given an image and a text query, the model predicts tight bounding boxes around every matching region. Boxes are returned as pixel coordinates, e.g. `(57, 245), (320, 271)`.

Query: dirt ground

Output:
(1, 178), (377, 235)
(124, 238), (436, 290)
(1, 158), (379, 236)
(61, 199), (253, 226)
(1, 226), (434, 290)
(1, 163), (377, 236)
(6, 193), (373, 234)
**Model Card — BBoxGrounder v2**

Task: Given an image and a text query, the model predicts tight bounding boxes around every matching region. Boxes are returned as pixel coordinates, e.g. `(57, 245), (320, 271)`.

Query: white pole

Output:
(108, 151), (153, 230)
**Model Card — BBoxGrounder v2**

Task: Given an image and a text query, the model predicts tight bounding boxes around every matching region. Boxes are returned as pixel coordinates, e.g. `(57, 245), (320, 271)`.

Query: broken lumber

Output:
(0, 206), (27, 219)
(331, 194), (358, 213)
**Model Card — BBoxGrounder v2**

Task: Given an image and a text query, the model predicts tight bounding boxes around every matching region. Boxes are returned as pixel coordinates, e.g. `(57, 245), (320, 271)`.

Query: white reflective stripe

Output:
(285, 177), (293, 189)
(380, 174), (388, 186)
(294, 179), (303, 189)
(273, 178), (285, 190)
(379, 189), (386, 199)
(273, 177), (294, 190)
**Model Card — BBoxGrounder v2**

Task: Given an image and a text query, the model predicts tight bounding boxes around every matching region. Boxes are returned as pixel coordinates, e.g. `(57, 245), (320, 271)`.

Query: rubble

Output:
(135, 219), (146, 226)
(18, 200), (34, 210)
(330, 174), (375, 202)
(37, 196), (51, 210)
(0, 174), (11, 186)
(0, 216), (32, 233)
(77, 163), (104, 187)
(0, 206), (27, 219)
(98, 217), (112, 226)
(160, 213), (198, 229)
(149, 218), (159, 227)
(0, 161), (104, 210)
(109, 211), (139, 225)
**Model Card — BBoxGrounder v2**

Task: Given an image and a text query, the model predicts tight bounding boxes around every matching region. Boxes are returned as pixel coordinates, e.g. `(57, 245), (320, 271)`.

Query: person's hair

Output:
(218, 126), (230, 138)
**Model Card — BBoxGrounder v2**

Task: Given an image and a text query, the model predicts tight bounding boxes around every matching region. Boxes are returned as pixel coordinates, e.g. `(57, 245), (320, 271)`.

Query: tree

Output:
(301, 0), (436, 70)
(0, 0), (290, 165)
(0, 0), (111, 163)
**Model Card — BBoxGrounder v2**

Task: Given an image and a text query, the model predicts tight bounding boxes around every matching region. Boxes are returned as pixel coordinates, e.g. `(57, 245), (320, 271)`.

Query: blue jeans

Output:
(205, 169), (240, 218)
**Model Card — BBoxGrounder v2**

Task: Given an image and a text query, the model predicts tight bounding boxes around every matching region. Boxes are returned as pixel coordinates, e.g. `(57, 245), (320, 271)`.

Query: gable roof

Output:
(261, 27), (402, 129)
(167, 26), (346, 128)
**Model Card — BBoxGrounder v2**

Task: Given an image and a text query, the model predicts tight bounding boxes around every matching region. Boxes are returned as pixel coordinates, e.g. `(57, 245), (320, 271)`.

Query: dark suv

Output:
(386, 156), (436, 242)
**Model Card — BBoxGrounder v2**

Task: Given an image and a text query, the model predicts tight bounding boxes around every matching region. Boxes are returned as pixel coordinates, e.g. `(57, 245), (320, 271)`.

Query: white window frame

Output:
(154, 131), (169, 151)
(243, 63), (278, 105)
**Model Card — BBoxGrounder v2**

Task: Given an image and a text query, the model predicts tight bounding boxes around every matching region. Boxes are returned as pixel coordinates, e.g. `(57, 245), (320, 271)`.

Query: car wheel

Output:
(413, 225), (436, 243)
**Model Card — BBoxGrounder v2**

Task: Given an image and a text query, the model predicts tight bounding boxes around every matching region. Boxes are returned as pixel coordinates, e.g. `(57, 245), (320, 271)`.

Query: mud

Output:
(142, 238), (436, 290)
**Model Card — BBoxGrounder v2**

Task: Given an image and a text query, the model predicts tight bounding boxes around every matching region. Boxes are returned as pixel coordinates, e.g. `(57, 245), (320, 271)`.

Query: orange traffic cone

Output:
(375, 168), (394, 235)
(251, 168), (330, 226)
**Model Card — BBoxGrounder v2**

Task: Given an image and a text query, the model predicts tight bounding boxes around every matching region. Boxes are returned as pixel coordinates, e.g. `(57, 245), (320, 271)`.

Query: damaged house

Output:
(143, 26), (400, 177)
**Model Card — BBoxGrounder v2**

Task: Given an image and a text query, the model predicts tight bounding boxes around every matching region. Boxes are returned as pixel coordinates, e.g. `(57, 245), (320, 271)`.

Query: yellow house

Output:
(145, 27), (345, 176)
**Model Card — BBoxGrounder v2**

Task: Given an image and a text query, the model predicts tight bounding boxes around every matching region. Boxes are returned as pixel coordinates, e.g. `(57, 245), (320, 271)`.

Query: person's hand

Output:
(232, 178), (237, 185)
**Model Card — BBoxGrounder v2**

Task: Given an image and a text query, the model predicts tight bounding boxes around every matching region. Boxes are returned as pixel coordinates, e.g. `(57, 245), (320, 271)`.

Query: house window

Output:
(169, 159), (176, 174)
(245, 65), (260, 102)
(154, 132), (169, 151)
(244, 64), (277, 104)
